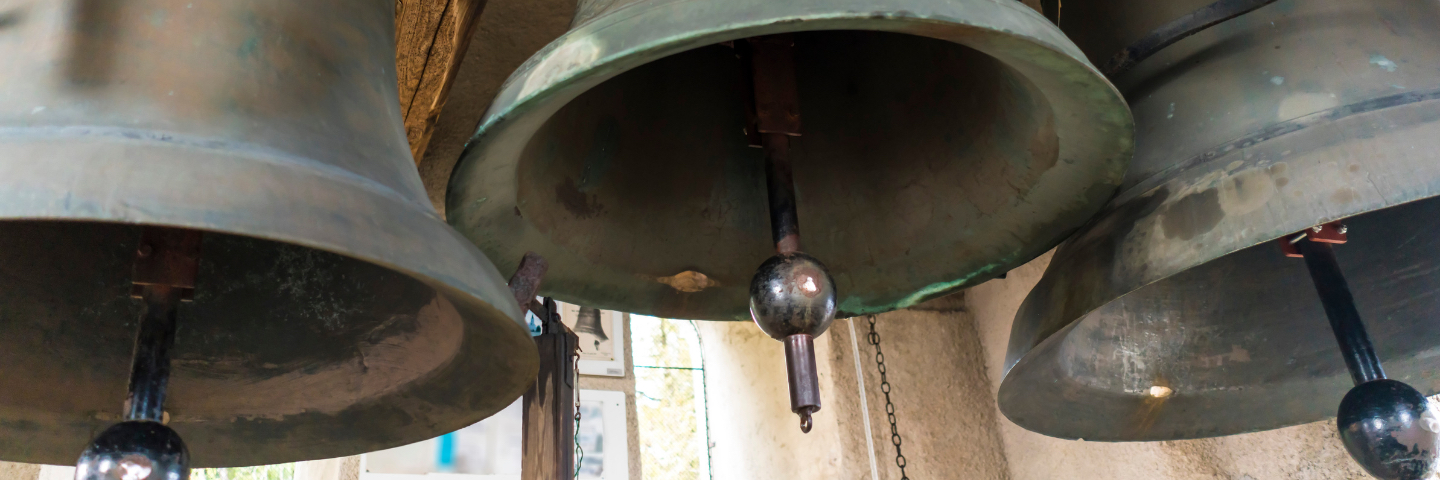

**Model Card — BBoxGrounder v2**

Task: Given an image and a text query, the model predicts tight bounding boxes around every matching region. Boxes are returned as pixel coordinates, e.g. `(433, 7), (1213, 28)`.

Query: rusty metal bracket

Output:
(747, 34), (802, 137)
(508, 252), (550, 313)
(745, 35), (805, 255)
(123, 226), (204, 424)
(1279, 221), (1348, 257)
(130, 227), (204, 301)
(729, 40), (765, 148)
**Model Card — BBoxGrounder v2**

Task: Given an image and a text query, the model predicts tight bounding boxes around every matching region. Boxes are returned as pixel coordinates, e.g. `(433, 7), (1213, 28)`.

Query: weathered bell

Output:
(1001, 0), (1440, 453)
(0, 0), (535, 469)
(446, 0), (1134, 322)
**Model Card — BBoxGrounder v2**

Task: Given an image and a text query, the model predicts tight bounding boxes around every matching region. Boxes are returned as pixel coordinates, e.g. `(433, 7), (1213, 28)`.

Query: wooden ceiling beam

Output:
(396, 0), (489, 165)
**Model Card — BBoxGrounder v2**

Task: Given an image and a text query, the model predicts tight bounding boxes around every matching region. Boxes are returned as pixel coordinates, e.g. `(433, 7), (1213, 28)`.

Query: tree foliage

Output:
(192, 463), (294, 480)
(635, 317), (704, 480)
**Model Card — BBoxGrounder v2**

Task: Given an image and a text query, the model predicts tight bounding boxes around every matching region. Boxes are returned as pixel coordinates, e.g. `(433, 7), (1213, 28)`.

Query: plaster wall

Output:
(696, 304), (1010, 480)
(295, 457), (360, 480)
(695, 321), (846, 480)
(0, 462), (38, 480)
(827, 307), (1012, 480)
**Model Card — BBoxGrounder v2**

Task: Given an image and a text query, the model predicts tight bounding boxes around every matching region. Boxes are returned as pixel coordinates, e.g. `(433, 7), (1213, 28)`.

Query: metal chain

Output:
(867, 315), (909, 480)
(573, 352), (583, 479)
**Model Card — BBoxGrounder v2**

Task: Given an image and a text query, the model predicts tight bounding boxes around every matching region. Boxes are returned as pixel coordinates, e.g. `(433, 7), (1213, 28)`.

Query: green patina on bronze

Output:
(1001, 0), (1440, 443)
(0, 0), (535, 467)
(449, 0), (1133, 321)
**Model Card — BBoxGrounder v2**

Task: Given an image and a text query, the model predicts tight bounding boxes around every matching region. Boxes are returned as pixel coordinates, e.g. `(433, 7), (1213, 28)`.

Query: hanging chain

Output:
(547, 297), (583, 480)
(572, 351), (583, 479)
(867, 315), (909, 480)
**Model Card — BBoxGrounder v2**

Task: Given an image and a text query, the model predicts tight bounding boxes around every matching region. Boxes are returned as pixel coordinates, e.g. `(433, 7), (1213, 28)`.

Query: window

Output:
(631, 316), (711, 480)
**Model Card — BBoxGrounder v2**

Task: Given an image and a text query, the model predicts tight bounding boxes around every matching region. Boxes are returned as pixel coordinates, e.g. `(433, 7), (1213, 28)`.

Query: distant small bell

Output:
(574, 307), (609, 344)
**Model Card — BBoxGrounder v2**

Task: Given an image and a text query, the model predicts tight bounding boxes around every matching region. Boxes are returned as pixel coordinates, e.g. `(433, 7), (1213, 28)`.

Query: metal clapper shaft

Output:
(127, 227), (204, 423)
(1282, 222), (1439, 479)
(744, 34), (831, 433)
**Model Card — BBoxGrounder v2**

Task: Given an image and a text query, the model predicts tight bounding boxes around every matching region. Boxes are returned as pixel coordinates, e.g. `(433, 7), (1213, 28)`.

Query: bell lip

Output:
(0, 132), (538, 467)
(998, 90), (1440, 441)
(448, 0), (1134, 321)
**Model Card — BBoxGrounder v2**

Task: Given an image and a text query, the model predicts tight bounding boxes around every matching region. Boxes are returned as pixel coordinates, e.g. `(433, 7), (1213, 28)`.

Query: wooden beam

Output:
(395, 0), (489, 164)
(523, 298), (578, 480)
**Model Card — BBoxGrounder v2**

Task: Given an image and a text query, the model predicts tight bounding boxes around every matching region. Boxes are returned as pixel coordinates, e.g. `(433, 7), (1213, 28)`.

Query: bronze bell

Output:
(449, 0), (1132, 433)
(446, 0), (1134, 322)
(574, 307), (610, 344)
(0, 0), (536, 470)
(1001, 0), (1440, 475)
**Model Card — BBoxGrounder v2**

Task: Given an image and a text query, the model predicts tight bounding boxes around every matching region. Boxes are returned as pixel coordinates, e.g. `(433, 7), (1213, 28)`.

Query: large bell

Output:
(0, 0), (535, 468)
(1001, 0), (1440, 449)
(446, 0), (1134, 322)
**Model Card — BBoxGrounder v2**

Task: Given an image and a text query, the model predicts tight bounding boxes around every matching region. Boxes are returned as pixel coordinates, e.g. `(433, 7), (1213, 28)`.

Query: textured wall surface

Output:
(695, 320), (848, 480)
(697, 305), (1011, 480)
(0, 462), (38, 480)
(828, 308), (1012, 480)
(294, 456), (360, 480)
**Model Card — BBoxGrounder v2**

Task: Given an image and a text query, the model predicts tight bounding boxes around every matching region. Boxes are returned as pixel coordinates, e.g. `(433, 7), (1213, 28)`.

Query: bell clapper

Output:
(742, 34), (838, 434)
(1283, 222), (1438, 479)
(76, 227), (201, 480)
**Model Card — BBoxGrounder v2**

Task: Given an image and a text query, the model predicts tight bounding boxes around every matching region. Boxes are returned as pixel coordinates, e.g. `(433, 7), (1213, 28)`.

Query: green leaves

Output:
(192, 463), (295, 480)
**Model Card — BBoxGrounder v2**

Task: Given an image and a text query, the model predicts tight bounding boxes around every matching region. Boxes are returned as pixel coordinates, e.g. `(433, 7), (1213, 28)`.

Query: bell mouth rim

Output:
(999, 313), (1440, 442)
(468, 0), (1116, 138)
(0, 133), (538, 466)
(449, 0), (1134, 321)
(999, 91), (1440, 441)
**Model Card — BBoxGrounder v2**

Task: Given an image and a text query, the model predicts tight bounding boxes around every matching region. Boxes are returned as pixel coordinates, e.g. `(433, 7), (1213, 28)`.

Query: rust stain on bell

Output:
(555, 177), (605, 218)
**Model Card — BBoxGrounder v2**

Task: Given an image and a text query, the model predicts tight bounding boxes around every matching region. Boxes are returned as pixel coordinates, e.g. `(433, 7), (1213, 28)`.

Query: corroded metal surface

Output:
(508, 252), (551, 309)
(1000, 0), (1440, 441)
(0, 0), (536, 466)
(448, 0), (1133, 321)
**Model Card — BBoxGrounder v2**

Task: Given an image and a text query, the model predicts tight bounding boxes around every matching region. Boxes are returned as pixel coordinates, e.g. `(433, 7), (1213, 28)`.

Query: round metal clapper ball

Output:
(748, 252), (837, 339)
(1338, 379), (1440, 480)
(76, 421), (189, 480)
